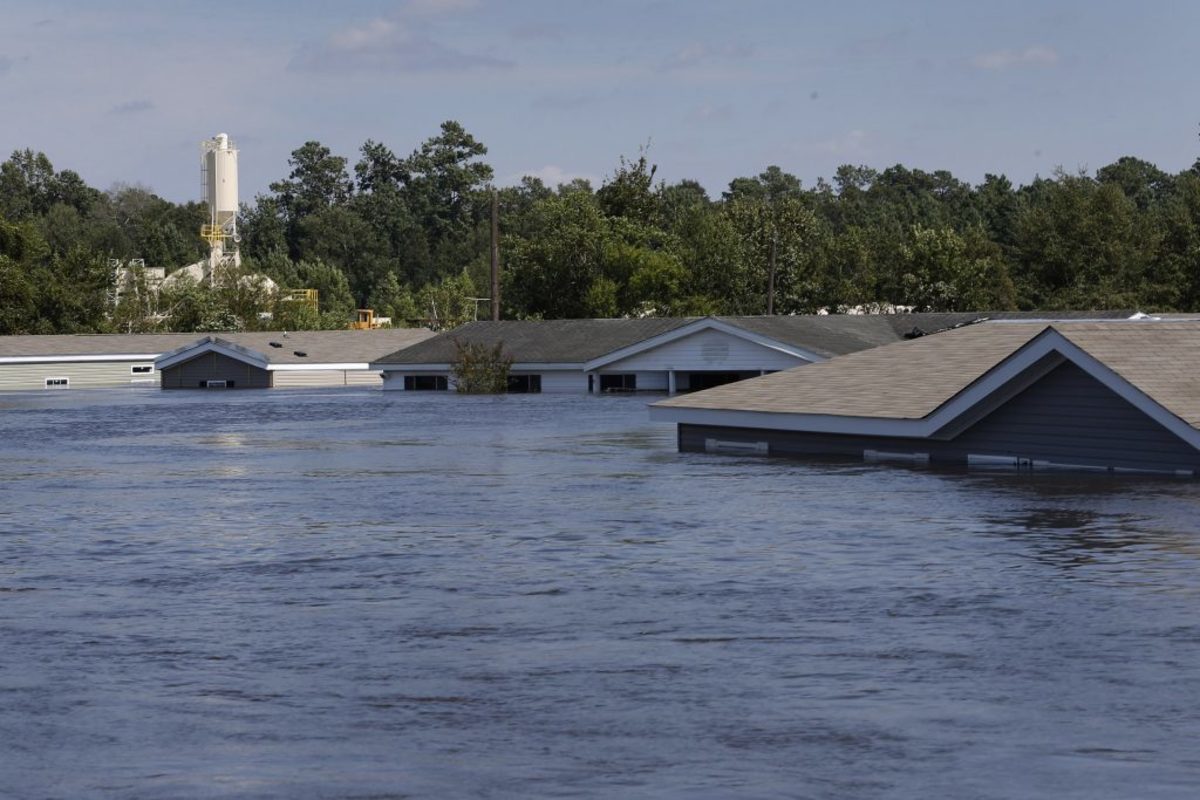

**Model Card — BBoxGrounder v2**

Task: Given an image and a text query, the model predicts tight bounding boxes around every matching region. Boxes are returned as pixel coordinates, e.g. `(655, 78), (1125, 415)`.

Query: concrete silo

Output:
(200, 132), (241, 278)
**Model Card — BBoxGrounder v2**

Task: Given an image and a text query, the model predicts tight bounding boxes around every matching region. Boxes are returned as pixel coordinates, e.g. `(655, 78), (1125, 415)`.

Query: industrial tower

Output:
(199, 133), (241, 283)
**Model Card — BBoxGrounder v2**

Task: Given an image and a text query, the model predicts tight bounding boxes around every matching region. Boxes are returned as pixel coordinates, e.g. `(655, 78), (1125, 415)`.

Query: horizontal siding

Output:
(532, 371), (586, 393)
(0, 360), (160, 391)
(605, 328), (807, 372)
(677, 361), (1200, 473)
(952, 361), (1200, 471)
(345, 370), (382, 386)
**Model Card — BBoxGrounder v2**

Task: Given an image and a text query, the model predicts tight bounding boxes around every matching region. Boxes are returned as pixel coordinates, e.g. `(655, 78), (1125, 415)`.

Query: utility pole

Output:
(490, 189), (500, 321)
(767, 232), (777, 316)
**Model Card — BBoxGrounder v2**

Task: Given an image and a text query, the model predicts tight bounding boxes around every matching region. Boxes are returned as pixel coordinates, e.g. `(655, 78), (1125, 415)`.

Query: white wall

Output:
(0, 360), (160, 391)
(602, 328), (809, 373)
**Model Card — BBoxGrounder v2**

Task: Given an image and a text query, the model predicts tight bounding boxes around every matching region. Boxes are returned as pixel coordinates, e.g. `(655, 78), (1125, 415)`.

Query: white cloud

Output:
(971, 45), (1059, 71)
(290, 16), (511, 74)
(661, 42), (754, 71)
(505, 165), (598, 188)
(816, 129), (872, 157)
(686, 104), (733, 124)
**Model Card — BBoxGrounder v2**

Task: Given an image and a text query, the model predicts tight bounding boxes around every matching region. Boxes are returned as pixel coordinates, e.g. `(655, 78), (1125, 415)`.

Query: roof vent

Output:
(269, 341), (282, 348)
(294, 350), (307, 357)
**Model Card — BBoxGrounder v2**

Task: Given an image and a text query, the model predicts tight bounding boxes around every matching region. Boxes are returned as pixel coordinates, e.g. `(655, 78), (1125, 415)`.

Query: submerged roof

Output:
(156, 329), (436, 367)
(654, 319), (1200, 428)
(0, 333), (201, 358)
(373, 311), (1136, 366)
(0, 329), (436, 364)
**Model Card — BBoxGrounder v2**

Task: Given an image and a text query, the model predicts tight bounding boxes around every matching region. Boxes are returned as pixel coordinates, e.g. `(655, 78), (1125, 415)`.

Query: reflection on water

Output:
(1, 388), (1200, 799)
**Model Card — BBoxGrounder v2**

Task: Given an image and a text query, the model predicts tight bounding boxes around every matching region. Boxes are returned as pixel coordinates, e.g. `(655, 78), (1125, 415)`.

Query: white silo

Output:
(200, 133), (240, 276)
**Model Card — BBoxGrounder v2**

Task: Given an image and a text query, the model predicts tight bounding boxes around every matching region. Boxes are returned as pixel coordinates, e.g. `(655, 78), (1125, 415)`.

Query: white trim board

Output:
(585, 317), (826, 371)
(0, 354), (163, 364)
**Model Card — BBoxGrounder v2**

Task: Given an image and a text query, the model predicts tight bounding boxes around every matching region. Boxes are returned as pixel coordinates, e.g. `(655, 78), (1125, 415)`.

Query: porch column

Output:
(668, 370), (677, 395)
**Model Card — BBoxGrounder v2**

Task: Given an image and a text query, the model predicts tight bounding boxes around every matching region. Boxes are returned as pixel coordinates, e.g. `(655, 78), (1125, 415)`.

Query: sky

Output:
(1, 0), (1198, 203)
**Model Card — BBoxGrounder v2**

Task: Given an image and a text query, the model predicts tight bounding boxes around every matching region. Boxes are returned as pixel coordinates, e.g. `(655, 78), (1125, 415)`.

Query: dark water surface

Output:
(2, 389), (1200, 799)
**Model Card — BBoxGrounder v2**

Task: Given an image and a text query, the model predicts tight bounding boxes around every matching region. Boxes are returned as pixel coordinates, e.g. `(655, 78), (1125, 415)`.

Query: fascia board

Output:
(268, 363), (370, 371)
(0, 354), (162, 364)
(155, 339), (269, 370)
(585, 318), (822, 371)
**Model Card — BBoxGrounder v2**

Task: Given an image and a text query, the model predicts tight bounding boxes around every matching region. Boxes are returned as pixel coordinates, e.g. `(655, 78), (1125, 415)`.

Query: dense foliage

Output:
(5, 120), (1200, 335)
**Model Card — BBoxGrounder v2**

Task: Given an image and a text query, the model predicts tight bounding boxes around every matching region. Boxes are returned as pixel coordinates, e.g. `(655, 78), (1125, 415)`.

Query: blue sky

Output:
(1, 0), (1197, 203)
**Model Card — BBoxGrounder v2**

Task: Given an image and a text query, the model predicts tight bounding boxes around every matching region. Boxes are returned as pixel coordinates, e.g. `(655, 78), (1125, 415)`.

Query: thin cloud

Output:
(402, 0), (479, 16)
(109, 99), (155, 115)
(0, 55), (12, 75)
(509, 23), (564, 42)
(506, 165), (598, 188)
(660, 42), (754, 71)
(972, 45), (1059, 70)
(289, 17), (512, 74)
(686, 104), (733, 124)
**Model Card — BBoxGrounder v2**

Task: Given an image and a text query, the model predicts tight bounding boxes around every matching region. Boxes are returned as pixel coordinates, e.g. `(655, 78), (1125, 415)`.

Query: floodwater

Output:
(1, 389), (1200, 800)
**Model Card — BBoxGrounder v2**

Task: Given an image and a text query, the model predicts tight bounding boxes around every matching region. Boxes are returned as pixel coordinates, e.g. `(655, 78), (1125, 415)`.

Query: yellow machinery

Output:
(351, 309), (376, 330)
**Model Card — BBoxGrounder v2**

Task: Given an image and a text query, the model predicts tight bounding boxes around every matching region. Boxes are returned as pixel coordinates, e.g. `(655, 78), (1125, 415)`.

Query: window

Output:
(131, 365), (154, 374)
(404, 375), (448, 391)
(600, 374), (637, 392)
(44, 377), (69, 388)
(506, 374), (542, 394)
(201, 380), (232, 388)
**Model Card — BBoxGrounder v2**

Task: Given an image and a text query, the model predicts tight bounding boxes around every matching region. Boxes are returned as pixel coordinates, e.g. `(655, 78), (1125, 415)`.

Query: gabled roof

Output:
(154, 329), (437, 370)
(371, 311), (1138, 367)
(372, 318), (695, 365)
(651, 319), (1200, 445)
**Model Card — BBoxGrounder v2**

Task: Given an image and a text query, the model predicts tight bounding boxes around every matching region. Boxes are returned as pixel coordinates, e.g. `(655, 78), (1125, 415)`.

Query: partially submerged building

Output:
(0, 329), (434, 391)
(650, 319), (1200, 475)
(0, 333), (201, 391)
(155, 329), (435, 389)
(370, 312), (1135, 394)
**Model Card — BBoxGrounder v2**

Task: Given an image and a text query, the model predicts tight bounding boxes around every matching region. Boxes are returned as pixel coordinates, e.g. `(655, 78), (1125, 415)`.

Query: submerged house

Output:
(370, 313), (1131, 394)
(155, 329), (435, 389)
(0, 333), (205, 391)
(650, 319), (1200, 475)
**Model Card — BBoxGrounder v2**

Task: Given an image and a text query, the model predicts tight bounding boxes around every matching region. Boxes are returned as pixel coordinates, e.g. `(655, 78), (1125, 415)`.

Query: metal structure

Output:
(199, 133), (241, 283)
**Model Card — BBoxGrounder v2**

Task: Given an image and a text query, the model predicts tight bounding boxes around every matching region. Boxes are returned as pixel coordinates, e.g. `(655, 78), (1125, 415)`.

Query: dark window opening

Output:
(686, 372), (746, 391)
(600, 374), (637, 392)
(506, 374), (542, 394)
(45, 377), (69, 387)
(131, 365), (153, 374)
(200, 380), (234, 388)
(404, 375), (448, 391)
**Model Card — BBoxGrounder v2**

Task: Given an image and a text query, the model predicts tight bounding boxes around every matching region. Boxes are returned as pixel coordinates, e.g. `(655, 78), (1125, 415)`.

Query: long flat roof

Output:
(653, 318), (1200, 428)
(0, 329), (436, 364)
(373, 311), (1136, 366)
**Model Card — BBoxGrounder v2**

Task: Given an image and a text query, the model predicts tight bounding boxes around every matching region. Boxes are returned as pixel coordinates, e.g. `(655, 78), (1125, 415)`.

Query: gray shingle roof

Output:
(373, 311), (1138, 365)
(372, 318), (696, 365)
(654, 319), (1200, 427)
(0, 329), (435, 363)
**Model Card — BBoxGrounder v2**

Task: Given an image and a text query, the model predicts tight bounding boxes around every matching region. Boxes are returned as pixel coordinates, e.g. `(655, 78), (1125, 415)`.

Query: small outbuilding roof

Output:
(155, 329), (437, 370)
(653, 318), (1200, 430)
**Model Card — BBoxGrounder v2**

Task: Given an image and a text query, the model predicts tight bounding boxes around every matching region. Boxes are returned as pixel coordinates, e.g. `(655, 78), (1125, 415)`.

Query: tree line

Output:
(3, 119), (1200, 335)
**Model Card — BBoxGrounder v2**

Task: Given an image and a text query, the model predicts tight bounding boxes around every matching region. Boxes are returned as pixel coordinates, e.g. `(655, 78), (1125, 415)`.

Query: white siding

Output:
(602, 328), (809, 372)
(531, 370), (586, 393)
(0, 361), (161, 391)
(272, 369), (383, 388)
